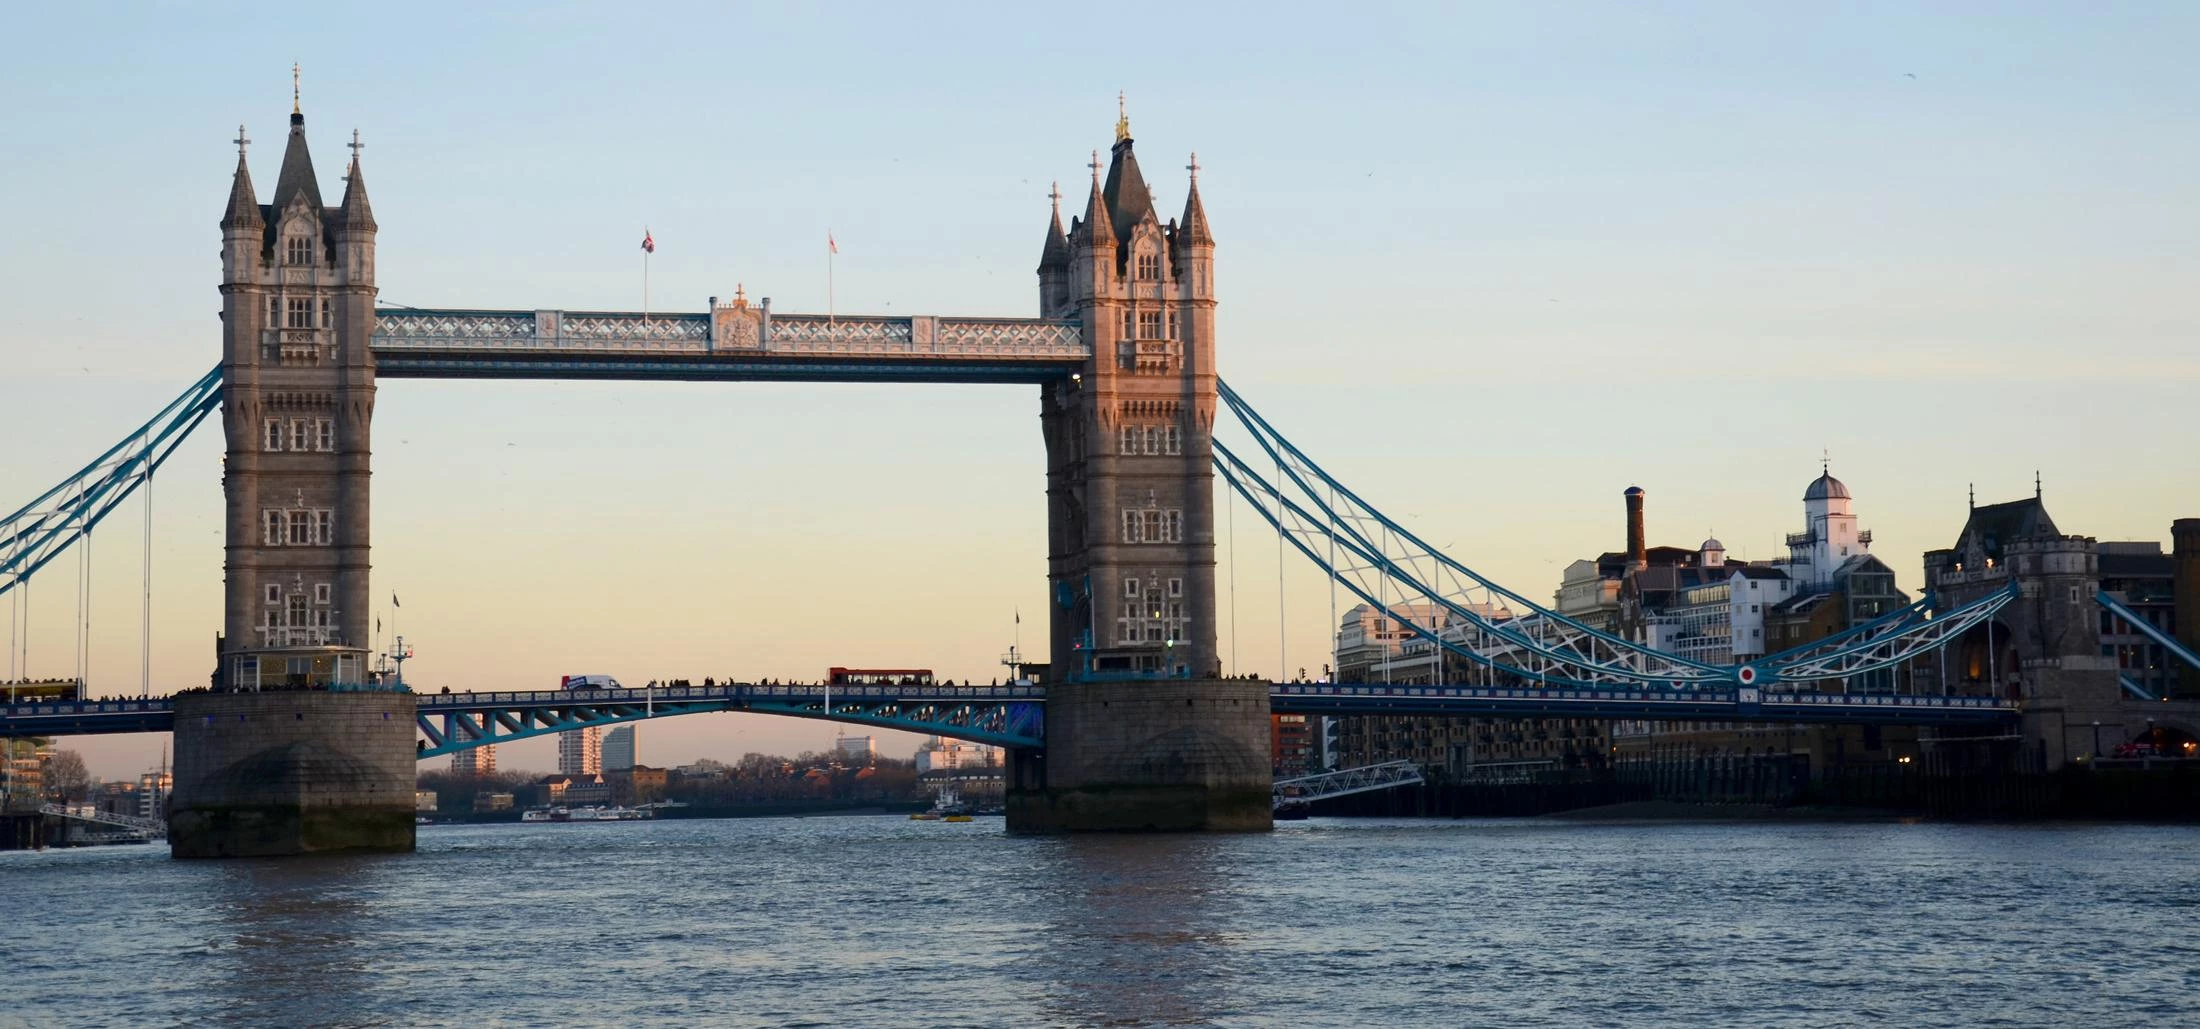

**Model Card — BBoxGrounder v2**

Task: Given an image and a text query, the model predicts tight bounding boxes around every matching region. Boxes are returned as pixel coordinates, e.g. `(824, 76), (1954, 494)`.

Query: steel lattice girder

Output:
(415, 686), (1045, 757)
(1273, 761), (1424, 803)
(1269, 683), (2019, 726)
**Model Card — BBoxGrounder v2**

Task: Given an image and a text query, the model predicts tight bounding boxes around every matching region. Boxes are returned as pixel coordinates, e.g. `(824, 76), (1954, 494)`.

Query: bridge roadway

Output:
(2, 683), (2018, 754)
(369, 309), (1087, 384)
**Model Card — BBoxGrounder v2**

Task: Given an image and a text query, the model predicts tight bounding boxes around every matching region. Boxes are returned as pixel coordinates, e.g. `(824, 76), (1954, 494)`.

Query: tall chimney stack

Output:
(1625, 487), (1647, 568)
(2175, 518), (2200, 697)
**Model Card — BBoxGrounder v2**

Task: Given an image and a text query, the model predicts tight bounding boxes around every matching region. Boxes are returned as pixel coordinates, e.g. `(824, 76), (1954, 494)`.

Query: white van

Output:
(560, 674), (623, 690)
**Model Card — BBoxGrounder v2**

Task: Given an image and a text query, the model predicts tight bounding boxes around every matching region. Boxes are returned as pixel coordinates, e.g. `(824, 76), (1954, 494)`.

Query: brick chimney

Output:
(1625, 487), (1647, 568)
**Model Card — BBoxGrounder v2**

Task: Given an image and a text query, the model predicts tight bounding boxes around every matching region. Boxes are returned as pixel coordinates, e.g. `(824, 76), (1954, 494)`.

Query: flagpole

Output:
(643, 241), (651, 322)
(827, 232), (835, 333)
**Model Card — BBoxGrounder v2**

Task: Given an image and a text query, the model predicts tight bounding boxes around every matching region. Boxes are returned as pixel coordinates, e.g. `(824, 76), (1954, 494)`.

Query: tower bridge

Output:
(5, 90), (2196, 857)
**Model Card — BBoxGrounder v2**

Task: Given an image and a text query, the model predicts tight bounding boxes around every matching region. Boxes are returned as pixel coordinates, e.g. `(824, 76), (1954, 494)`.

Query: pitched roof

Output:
(1953, 497), (2060, 561)
(1079, 171), (1113, 247)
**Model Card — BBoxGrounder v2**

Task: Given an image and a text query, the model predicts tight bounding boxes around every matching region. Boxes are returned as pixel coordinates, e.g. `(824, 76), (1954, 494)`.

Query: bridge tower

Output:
(1014, 106), (1269, 832)
(1924, 495), (2120, 769)
(169, 91), (413, 858)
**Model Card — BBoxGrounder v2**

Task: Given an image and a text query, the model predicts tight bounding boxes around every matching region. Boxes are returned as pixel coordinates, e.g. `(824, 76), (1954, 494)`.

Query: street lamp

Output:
(2091, 720), (2102, 758)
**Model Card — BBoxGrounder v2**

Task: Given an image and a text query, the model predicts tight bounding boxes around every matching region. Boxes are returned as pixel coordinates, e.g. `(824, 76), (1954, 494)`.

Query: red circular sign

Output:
(1737, 666), (1758, 686)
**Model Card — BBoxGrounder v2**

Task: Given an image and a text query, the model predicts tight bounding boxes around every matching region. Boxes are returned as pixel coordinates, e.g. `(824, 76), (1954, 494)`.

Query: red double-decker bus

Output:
(827, 667), (935, 687)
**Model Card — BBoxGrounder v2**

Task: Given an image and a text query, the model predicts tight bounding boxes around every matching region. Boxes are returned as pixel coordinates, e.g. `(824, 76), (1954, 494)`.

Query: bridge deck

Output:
(2, 682), (2023, 750)
(371, 310), (1087, 383)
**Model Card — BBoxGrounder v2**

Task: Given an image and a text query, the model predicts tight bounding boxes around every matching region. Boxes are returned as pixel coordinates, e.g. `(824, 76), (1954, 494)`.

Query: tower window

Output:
(1138, 311), (1162, 339)
(267, 295), (280, 323)
(1136, 251), (1160, 281)
(1121, 311), (1133, 338)
(290, 419), (309, 451)
(1121, 510), (1143, 543)
(264, 418), (284, 452)
(1144, 427), (1161, 455)
(1120, 425), (1139, 455)
(1125, 577), (1141, 598)
(1168, 311), (1179, 339)
(288, 510), (311, 546)
(287, 298), (313, 329)
(314, 510), (334, 546)
(313, 583), (331, 605)
(263, 510), (283, 546)
(286, 236), (312, 266)
(316, 418), (335, 452)
(320, 298), (332, 329)
(265, 584), (281, 605)
(1169, 578), (1183, 598)
(1165, 425), (1182, 455)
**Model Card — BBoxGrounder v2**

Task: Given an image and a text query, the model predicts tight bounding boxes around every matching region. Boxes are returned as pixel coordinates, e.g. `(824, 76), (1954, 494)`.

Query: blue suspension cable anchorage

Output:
(1210, 378), (2017, 690)
(1, 366), (221, 599)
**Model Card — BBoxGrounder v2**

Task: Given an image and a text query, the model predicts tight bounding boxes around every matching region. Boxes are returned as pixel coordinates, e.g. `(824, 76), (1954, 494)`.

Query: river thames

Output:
(3, 816), (2197, 1027)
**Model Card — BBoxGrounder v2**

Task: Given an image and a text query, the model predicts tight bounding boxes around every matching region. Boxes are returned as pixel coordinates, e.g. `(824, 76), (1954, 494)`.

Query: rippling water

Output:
(4, 816), (2198, 1027)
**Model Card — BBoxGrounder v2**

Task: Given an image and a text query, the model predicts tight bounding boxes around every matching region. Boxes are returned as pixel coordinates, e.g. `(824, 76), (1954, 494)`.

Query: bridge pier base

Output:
(1006, 679), (1272, 833)
(168, 692), (417, 859)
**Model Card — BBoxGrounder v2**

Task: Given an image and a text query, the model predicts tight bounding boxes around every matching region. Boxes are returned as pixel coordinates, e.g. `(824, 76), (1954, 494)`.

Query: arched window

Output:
(1136, 251), (1160, 280)
(286, 236), (312, 266)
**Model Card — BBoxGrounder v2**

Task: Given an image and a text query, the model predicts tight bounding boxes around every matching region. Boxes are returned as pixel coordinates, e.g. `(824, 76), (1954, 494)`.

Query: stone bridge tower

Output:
(1924, 495), (2121, 768)
(1013, 107), (1268, 833)
(1038, 107), (1218, 681)
(172, 89), (412, 859)
(216, 97), (377, 687)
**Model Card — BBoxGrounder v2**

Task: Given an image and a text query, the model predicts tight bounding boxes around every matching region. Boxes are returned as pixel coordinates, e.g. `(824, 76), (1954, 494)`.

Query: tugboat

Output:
(916, 786), (975, 822)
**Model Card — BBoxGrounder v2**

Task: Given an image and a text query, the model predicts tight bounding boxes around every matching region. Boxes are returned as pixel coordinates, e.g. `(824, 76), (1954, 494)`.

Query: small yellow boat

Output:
(941, 813), (974, 823)
(909, 812), (940, 821)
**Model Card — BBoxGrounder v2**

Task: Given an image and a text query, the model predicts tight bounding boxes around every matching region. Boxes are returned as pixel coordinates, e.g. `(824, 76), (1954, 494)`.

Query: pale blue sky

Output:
(4, 3), (2195, 777)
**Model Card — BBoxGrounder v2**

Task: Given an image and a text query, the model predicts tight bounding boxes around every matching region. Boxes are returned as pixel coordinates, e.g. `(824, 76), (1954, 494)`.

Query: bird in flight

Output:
(1904, 72), (1917, 79)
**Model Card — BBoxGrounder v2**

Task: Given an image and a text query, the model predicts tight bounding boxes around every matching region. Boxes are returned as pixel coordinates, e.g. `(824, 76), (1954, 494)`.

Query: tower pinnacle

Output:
(1115, 91), (1130, 142)
(292, 62), (301, 116)
(234, 124), (251, 159)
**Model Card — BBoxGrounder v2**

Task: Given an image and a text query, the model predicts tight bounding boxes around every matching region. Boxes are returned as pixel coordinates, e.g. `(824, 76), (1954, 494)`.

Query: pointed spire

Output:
(1102, 132), (1153, 246)
(271, 93), (323, 214)
(1081, 150), (1114, 245)
(1115, 90), (1131, 143)
(1178, 151), (1213, 246)
(338, 128), (376, 231)
(1039, 181), (1069, 269)
(221, 124), (262, 230)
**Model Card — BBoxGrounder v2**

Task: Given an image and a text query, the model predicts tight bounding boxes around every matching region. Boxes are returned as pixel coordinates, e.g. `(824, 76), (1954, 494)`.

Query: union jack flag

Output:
(641, 230), (655, 254)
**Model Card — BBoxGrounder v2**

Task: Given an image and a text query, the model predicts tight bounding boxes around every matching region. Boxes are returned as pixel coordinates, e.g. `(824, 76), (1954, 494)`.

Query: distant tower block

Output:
(2175, 519), (2200, 696)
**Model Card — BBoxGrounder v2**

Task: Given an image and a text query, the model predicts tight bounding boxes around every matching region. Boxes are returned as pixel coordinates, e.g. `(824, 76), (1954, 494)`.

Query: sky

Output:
(2, 2), (2195, 779)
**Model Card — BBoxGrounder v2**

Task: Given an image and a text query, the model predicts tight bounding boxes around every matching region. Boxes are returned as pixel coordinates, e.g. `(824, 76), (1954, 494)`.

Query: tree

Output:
(44, 749), (90, 802)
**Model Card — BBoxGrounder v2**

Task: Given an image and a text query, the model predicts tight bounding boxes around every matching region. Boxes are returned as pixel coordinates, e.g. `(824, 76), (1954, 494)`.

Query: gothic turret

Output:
(1036, 182), (1070, 317)
(1176, 153), (1213, 247)
(337, 132), (375, 232)
(221, 144), (263, 232)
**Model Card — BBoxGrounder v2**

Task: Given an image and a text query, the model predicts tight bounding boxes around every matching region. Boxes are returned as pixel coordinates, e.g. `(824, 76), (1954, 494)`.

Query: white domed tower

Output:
(1789, 464), (1870, 587)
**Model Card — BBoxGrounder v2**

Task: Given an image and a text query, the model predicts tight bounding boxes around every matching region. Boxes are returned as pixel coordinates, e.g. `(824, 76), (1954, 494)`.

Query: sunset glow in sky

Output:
(4, 3), (2195, 778)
